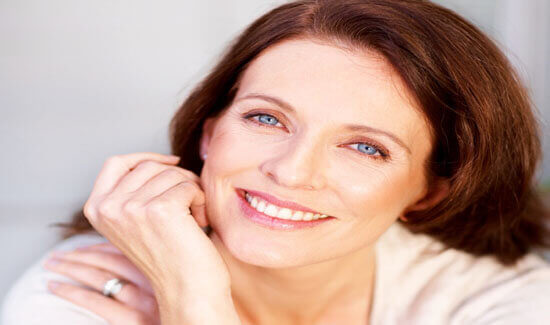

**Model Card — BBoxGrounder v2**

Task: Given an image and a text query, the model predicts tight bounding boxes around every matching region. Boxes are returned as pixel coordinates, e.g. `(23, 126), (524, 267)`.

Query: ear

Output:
(199, 117), (217, 158)
(404, 177), (450, 214)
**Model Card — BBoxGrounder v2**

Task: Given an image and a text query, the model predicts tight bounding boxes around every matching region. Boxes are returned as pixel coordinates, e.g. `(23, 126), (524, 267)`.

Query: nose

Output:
(259, 136), (326, 191)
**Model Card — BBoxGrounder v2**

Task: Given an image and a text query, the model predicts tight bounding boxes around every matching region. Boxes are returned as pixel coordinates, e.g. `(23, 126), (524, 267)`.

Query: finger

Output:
(147, 181), (208, 228)
(43, 258), (154, 315)
(75, 242), (124, 255)
(47, 281), (152, 325)
(111, 161), (200, 196)
(90, 152), (180, 198)
(109, 160), (172, 195)
(127, 168), (199, 204)
(49, 249), (154, 295)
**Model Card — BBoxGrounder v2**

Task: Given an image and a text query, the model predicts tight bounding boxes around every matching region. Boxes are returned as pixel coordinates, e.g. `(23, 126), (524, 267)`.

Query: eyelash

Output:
(242, 112), (390, 160)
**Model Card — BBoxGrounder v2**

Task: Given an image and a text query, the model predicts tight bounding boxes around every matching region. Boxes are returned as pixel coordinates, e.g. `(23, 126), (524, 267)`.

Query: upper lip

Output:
(239, 188), (329, 216)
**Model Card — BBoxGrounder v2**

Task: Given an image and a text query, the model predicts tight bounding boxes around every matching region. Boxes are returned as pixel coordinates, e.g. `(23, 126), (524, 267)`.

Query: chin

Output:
(212, 222), (322, 269)
(206, 187), (336, 268)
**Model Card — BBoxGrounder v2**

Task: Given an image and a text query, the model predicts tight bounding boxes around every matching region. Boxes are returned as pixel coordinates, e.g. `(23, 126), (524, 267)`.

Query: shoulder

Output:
(450, 253), (550, 325)
(1, 231), (110, 325)
(372, 222), (550, 325)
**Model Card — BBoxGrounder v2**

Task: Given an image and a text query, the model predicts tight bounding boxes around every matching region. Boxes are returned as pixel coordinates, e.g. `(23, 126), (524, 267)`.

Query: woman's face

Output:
(199, 38), (436, 268)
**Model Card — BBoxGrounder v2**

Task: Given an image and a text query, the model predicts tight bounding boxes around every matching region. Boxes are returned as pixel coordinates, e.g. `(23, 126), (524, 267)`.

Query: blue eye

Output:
(352, 142), (388, 159)
(257, 114), (279, 126)
(242, 112), (389, 160)
(245, 113), (283, 128)
(351, 143), (383, 156)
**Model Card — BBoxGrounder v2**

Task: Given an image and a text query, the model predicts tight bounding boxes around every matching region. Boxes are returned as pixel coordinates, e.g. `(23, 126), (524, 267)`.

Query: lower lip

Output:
(236, 189), (335, 230)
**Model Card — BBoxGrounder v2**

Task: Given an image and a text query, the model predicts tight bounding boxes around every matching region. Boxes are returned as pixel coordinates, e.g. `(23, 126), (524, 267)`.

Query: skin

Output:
(198, 37), (449, 324)
(43, 37), (450, 325)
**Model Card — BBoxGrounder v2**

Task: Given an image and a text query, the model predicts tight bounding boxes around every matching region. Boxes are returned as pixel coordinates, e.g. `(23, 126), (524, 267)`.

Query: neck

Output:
(209, 231), (377, 325)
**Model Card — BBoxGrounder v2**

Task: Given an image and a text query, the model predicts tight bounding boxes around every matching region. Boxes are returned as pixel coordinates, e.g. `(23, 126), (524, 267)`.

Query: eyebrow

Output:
(235, 93), (412, 155)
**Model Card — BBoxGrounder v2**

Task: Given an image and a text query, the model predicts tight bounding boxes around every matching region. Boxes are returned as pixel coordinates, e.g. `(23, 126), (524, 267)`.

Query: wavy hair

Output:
(56, 0), (550, 266)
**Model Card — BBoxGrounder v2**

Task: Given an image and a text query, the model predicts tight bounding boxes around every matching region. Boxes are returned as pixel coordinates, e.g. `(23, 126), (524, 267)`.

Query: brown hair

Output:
(55, 0), (549, 266)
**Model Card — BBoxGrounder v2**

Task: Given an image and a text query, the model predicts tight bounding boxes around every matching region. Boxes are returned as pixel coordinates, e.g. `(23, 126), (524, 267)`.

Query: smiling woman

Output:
(3, 0), (550, 324)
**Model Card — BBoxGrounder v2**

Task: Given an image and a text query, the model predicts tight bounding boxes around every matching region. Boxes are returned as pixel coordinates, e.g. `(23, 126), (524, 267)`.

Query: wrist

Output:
(182, 293), (241, 325)
(156, 287), (241, 325)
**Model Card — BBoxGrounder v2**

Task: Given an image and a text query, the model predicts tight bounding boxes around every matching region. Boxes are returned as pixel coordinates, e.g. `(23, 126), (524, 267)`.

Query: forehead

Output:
(234, 37), (433, 156)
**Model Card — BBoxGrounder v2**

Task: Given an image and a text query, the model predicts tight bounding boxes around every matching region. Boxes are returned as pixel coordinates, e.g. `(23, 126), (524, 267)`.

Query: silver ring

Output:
(102, 278), (124, 297)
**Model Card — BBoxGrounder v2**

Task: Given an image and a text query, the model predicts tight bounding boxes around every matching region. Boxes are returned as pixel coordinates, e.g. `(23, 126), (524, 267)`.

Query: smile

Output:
(244, 192), (329, 221)
(235, 188), (335, 230)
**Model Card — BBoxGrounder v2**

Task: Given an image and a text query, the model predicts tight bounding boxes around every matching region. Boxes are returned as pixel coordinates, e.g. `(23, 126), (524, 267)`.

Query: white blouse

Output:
(2, 222), (550, 324)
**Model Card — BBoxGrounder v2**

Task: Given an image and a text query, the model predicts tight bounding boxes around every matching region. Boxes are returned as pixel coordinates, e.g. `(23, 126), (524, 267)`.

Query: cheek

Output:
(206, 127), (260, 172)
(199, 124), (260, 215)
(205, 120), (281, 176)
(334, 164), (417, 219)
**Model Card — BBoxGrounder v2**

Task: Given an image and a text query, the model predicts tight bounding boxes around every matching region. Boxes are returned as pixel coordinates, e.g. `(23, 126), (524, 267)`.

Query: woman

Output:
(2, 0), (550, 324)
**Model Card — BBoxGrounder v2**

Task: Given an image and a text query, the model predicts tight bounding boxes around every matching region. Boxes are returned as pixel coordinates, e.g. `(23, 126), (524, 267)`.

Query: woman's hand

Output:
(43, 242), (160, 325)
(80, 152), (240, 325)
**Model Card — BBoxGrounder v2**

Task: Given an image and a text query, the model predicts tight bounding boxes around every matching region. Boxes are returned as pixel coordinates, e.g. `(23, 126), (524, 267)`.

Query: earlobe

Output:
(405, 177), (450, 213)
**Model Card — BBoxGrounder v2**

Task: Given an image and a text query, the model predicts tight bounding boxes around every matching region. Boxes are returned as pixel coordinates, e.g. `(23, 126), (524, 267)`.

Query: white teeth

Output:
(251, 197), (258, 208)
(290, 210), (302, 220)
(244, 191), (330, 221)
(256, 200), (266, 212)
(277, 208), (293, 220)
(263, 204), (279, 217)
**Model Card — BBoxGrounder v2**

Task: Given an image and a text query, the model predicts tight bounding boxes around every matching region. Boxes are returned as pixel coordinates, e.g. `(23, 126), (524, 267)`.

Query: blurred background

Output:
(1, 0), (549, 304)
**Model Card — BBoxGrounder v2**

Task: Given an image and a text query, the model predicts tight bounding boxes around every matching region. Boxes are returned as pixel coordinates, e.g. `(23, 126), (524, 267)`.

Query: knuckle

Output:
(161, 168), (183, 179)
(180, 179), (199, 191)
(83, 200), (96, 220)
(146, 199), (171, 217)
(97, 199), (118, 218)
(157, 166), (199, 182)
(175, 168), (200, 181)
(137, 160), (159, 170)
(121, 200), (143, 216)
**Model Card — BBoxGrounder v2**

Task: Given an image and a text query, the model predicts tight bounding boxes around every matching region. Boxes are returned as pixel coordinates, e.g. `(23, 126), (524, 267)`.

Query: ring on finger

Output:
(102, 278), (125, 298)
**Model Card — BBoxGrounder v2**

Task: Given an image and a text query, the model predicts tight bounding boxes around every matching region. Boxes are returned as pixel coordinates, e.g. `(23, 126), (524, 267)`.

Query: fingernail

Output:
(74, 245), (92, 251)
(44, 258), (61, 268)
(50, 250), (66, 257)
(48, 281), (61, 291)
